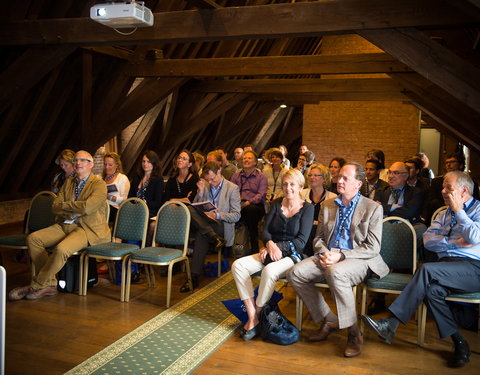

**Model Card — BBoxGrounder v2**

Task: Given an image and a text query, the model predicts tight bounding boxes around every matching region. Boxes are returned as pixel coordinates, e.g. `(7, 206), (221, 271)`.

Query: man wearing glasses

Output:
(424, 152), (479, 227)
(9, 150), (111, 301)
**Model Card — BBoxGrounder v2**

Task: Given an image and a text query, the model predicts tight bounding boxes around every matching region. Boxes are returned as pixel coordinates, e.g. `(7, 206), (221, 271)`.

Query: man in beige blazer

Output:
(288, 162), (389, 358)
(9, 150), (111, 301)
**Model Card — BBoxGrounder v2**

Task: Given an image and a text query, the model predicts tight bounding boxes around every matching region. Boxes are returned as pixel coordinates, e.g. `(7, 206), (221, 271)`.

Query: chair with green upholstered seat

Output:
(79, 198), (148, 301)
(124, 201), (192, 307)
(0, 191), (56, 274)
(360, 216), (420, 341)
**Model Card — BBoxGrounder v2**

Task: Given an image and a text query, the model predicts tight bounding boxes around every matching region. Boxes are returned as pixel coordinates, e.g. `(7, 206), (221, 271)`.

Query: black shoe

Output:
(449, 340), (470, 368)
(180, 275), (199, 293)
(367, 295), (386, 315)
(361, 315), (397, 344)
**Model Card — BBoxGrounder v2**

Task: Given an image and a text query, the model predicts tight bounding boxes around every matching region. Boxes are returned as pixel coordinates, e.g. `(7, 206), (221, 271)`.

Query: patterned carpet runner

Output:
(65, 272), (245, 375)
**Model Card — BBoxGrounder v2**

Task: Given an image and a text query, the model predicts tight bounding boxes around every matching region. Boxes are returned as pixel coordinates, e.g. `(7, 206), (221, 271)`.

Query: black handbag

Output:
(259, 300), (300, 345)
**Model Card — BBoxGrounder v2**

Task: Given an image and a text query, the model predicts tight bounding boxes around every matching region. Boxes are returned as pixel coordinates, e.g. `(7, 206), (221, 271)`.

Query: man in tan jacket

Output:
(9, 150), (111, 301)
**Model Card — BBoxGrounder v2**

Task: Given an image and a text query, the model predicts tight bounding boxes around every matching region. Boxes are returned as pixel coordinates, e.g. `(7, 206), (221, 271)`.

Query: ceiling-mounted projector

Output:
(90, 1), (154, 29)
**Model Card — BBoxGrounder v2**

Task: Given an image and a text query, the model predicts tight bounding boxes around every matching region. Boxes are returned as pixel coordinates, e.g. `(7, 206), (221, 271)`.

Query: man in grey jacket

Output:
(180, 161), (241, 292)
(288, 162), (388, 358)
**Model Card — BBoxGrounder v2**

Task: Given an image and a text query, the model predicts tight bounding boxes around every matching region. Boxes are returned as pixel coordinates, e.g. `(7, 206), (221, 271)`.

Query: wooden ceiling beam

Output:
(192, 77), (405, 94)
(358, 27), (480, 114)
(248, 92), (409, 103)
(127, 53), (410, 77)
(94, 77), (188, 150)
(391, 72), (480, 152)
(1, 0), (477, 46)
(0, 45), (75, 113)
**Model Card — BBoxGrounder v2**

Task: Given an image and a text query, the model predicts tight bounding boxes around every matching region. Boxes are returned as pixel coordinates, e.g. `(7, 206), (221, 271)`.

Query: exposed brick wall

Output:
(303, 101), (420, 168)
(0, 199), (30, 225)
(303, 35), (421, 169)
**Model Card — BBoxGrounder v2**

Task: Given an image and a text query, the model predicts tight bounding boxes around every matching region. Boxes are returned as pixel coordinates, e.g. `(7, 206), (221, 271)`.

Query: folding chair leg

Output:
(360, 286), (368, 334)
(120, 256), (129, 302)
(418, 303), (427, 347)
(295, 295), (304, 331)
(125, 259), (132, 302)
(81, 254), (89, 296)
(149, 265), (156, 287)
(78, 253), (84, 296)
(166, 262), (175, 308)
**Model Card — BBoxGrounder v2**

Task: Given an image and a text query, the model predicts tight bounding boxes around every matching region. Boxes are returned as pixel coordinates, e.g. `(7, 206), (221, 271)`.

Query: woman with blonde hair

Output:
(101, 152), (130, 223)
(51, 149), (76, 194)
(300, 163), (337, 256)
(232, 168), (314, 340)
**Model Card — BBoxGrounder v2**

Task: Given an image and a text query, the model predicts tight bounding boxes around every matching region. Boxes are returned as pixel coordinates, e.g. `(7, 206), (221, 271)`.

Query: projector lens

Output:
(97, 8), (106, 17)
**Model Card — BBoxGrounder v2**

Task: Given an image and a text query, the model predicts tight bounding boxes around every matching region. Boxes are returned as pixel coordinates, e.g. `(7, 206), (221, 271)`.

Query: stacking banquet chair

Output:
(418, 205), (480, 346)
(360, 216), (422, 341)
(124, 201), (192, 308)
(0, 191), (56, 275)
(79, 198), (148, 301)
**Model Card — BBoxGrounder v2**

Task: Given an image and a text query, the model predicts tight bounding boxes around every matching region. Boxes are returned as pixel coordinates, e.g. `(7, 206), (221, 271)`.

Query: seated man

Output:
(423, 152), (480, 225)
(9, 150), (111, 301)
(287, 162), (389, 358)
(231, 150), (268, 254)
(375, 161), (427, 251)
(180, 162), (241, 292)
(362, 171), (480, 368)
(361, 159), (388, 200)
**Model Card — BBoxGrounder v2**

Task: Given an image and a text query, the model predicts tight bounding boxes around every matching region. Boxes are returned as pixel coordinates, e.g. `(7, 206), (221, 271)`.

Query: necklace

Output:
(105, 172), (117, 182)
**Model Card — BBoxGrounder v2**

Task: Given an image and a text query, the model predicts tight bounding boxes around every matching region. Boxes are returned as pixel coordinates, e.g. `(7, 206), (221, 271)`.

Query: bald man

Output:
(9, 150), (111, 301)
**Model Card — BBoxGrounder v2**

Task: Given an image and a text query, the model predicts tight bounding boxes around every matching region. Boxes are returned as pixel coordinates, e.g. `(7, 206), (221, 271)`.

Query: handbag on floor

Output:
(260, 300), (299, 345)
(232, 224), (250, 258)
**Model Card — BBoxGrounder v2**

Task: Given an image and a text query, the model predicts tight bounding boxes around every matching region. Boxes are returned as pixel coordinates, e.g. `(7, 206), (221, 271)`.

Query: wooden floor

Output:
(1, 224), (479, 375)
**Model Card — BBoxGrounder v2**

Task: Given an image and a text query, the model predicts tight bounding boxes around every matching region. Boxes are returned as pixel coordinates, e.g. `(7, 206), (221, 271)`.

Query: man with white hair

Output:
(9, 150), (110, 301)
(363, 171), (480, 368)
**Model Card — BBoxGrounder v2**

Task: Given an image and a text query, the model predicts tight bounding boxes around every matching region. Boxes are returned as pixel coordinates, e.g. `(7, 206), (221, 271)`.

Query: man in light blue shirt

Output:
(362, 171), (480, 368)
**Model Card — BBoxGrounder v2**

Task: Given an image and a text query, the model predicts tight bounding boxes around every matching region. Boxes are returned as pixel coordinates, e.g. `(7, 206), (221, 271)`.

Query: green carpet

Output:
(65, 272), (258, 375)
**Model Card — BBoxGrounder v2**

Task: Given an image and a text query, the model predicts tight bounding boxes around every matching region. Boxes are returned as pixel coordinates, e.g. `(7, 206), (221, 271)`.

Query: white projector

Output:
(90, 2), (154, 29)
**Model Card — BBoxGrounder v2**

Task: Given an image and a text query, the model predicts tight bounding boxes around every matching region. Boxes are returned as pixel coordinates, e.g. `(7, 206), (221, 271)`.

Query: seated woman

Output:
(231, 169), (314, 340)
(328, 156), (346, 193)
(163, 149), (199, 203)
(300, 163), (337, 256)
(51, 149), (76, 194)
(366, 149), (387, 181)
(128, 150), (164, 245)
(262, 148), (287, 210)
(101, 152), (130, 223)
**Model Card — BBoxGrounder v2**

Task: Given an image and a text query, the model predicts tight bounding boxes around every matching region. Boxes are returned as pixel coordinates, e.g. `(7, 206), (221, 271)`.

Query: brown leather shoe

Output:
(25, 286), (58, 300)
(9, 285), (33, 301)
(308, 321), (339, 342)
(344, 334), (363, 357)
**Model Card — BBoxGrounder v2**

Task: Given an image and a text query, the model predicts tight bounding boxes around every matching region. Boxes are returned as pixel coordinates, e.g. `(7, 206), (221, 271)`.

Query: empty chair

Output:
(0, 191), (56, 274)
(360, 216), (421, 341)
(125, 201), (192, 307)
(80, 198), (149, 301)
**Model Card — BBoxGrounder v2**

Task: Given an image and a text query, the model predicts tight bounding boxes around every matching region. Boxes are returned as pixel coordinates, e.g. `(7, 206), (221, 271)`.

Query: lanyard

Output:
(335, 192), (360, 247)
(448, 198), (476, 234)
(74, 176), (89, 201)
(209, 179), (223, 206)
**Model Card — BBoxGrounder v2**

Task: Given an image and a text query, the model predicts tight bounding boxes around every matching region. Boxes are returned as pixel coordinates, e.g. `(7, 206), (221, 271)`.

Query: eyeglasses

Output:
(308, 174), (323, 178)
(387, 170), (407, 175)
(73, 158), (92, 163)
(445, 160), (458, 165)
(177, 156), (189, 161)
